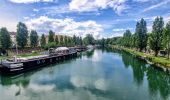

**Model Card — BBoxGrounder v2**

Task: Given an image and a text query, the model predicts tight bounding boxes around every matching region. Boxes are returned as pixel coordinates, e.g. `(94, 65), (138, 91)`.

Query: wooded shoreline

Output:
(112, 46), (170, 73)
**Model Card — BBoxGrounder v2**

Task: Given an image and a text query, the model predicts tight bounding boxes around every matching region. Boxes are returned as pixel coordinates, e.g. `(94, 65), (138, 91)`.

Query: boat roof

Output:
(55, 47), (69, 51)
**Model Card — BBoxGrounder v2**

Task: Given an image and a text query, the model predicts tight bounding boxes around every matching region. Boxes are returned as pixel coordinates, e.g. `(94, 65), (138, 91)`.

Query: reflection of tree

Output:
(122, 51), (146, 86)
(0, 72), (32, 87)
(122, 52), (131, 68)
(121, 50), (170, 99)
(147, 66), (170, 100)
(131, 57), (146, 86)
(86, 49), (95, 58)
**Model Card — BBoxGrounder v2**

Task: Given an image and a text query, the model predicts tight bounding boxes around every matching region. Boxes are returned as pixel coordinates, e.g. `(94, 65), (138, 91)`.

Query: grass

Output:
(0, 56), (9, 60)
(0, 51), (41, 61)
(17, 52), (40, 58)
(113, 46), (170, 69)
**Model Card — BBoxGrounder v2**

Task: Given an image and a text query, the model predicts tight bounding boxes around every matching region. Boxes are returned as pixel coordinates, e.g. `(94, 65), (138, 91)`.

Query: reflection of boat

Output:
(87, 45), (95, 51)
(0, 47), (77, 75)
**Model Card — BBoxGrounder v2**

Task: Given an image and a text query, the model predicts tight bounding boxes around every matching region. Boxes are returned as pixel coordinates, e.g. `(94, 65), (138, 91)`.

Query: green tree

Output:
(55, 35), (59, 45)
(122, 30), (132, 47)
(67, 37), (72, 46)
(100, 38), (106, 47)
(135, 18), (147, 51)
(83, 34), (95, 45)
(79, 37), (83, 46)
(0, 27), (12, 50)
(73, 35), (77, 45)
(131, 34), (137, 48)
(40, 34), (46, 48)
(64, 36), (69, 46)
(163, 21), (170, 59)
(59, 35), (64, 45)
(48, 30), (54, 43)
(63, 36), (67, 46)
(30, 30), (38, 47)
(16, 22), (28, 48)
(149, 17), (164, 56)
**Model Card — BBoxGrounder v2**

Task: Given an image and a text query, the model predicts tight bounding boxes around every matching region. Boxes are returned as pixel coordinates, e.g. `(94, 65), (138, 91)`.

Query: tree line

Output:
(0, 22), (97, 53)
(106, 16), (170, 58)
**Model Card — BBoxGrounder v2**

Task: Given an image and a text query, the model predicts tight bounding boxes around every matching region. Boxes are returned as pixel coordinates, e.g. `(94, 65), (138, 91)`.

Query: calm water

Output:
(0, 48), (170, 100)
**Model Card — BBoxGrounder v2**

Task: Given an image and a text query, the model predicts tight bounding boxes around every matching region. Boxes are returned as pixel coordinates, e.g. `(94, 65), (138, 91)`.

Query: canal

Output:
(0, 48), (170, 100)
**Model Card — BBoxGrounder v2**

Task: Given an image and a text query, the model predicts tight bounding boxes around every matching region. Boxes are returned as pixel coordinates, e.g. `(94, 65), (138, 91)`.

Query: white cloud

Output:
(8, 0), (53, 3)
(33, 8), (39, 12)
(25, 16), (103, 39)
(111, 27), (133, 37)
(69, 0), (128, 15)
(112, 28), (125, 32)
(142, 0), (170, 12)
(133, 0), (149, 2)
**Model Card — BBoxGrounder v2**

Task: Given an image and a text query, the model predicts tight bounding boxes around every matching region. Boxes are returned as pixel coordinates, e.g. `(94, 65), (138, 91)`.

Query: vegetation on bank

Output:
(115, 46), (170, 69)
(106, 16), (170, 69)
(105, 16), (170, 58)
(17, 52), (40, 58)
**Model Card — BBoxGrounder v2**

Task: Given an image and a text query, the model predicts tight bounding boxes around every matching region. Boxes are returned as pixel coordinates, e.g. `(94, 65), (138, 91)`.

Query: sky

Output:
(0, 0), (170, 39)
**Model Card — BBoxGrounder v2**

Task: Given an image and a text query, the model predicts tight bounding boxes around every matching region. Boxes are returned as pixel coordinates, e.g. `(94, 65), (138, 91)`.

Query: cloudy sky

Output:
(0, 0), (170, 38)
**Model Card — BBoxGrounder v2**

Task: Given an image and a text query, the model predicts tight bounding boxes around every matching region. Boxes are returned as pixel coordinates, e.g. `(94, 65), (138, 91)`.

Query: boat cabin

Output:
(55, 47), (69, 54)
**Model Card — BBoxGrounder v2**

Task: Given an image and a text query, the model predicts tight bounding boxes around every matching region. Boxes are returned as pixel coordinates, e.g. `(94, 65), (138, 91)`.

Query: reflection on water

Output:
(0, 48), (170, 100)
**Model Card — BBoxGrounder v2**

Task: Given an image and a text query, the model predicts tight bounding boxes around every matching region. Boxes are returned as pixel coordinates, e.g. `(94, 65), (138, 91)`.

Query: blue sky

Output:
(0, 0), (170, 38)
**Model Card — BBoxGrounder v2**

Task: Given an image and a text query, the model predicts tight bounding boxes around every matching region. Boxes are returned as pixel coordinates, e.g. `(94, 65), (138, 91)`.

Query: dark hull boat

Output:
(0, 47), (77, 75)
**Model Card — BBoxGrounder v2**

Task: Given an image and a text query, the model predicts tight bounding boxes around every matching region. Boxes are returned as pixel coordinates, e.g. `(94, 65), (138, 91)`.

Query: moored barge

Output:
(0, 47), (77, 75)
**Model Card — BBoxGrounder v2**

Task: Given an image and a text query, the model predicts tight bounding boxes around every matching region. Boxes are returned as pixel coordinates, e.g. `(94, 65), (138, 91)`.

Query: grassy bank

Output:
(112, 46), (170, 70)
(17, 52), (40, 58)
(0, 52), (41, 60)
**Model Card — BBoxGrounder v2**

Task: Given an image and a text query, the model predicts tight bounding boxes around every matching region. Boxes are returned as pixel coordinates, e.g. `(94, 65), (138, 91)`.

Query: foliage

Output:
(30, 30), (38, 47)
(135, 18), (147, 51)
(83, 34), (95, 45)
(121, 47), (170, 68)
(44, 42), (56, 50)
(16, 22), (28, 48)
(18, 51), (40, 57)
(48, 30), (55, 43)
(40, 34), (46, 48)
(59, 35), (64, 45)
(122, 30), (132, 47)
(149, 17), (164, 56)
(162, 21), (170, 58)
(55, 35), (59, 45)
(0, 27), (12, 49)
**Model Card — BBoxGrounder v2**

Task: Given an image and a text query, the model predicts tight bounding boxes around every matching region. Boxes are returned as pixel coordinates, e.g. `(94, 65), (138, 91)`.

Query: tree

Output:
(83, 34), (95, 45)
(64, 36), (69, 46)
(48, 30), (54, 43)
(40, 34), (46, 48)
(135, 18), (147, 51)
(63, 36), (67, 46)
(122, 30), (132, 47)
(163, 21), (170, 59)
(100, 38), (106, 47)
(55, 35), (59, 45)
(30, 30), (38, 47)
(131, 34), (137, 48)
(59, 35), (64, 45)
(68, 37), (74, 46)
(79, 37), (83, 46)
(149, 17), (164, 56)
(0, 27), (12, 50)
(16, 22), (28, 48)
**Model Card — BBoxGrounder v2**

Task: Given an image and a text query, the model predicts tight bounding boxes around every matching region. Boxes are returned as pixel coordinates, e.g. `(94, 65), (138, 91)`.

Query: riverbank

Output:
(112, 46), (170, 72)
(0, 51), (42, 60)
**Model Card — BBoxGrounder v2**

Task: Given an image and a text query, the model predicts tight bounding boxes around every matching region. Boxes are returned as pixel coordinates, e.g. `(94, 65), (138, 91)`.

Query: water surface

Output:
(0, 49), (170, 100)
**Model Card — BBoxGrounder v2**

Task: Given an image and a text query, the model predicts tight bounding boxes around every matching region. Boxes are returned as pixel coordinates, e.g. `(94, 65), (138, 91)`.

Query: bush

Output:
(43, 42), (57, 50)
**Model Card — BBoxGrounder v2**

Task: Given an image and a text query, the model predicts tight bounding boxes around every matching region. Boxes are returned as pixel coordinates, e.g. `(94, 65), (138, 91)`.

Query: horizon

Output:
(0, 0), (170, 39)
